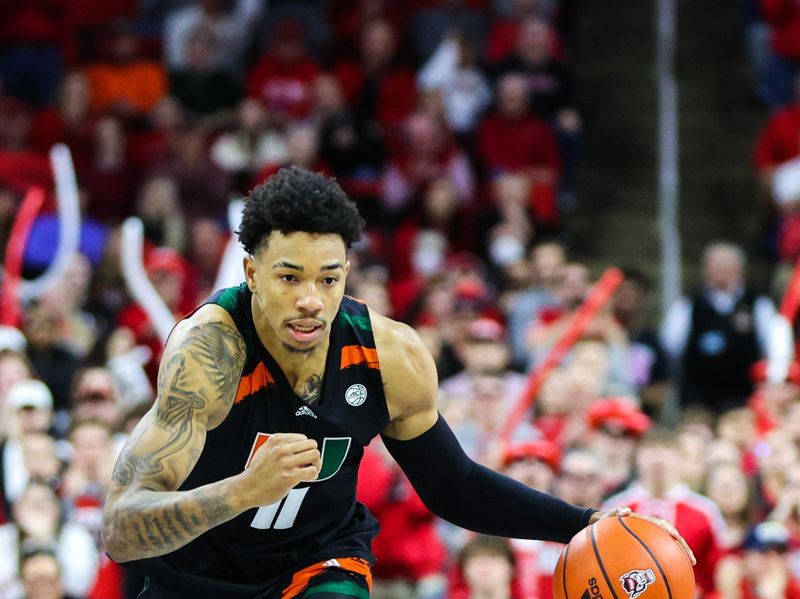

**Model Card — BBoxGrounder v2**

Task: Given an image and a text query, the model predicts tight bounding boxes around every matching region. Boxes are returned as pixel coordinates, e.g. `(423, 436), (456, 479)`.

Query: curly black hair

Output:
(238, 166), (365, 254)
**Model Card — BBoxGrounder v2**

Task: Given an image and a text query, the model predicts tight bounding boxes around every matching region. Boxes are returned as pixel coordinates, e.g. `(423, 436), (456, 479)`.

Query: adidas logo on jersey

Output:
(295, 406), (318, 418)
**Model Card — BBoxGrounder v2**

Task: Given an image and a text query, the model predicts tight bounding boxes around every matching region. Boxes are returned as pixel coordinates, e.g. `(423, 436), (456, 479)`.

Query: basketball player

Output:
(102, 167), (693, 598)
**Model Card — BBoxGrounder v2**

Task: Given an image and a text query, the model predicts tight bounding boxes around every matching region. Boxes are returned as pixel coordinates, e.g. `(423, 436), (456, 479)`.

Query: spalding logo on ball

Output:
(554, 517), (695, 599)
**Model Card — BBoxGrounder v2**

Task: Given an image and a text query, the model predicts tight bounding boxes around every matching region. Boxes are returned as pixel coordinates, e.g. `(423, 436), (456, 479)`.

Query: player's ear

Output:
(244, 256), (256, 292)
(344, 260), (351, 278)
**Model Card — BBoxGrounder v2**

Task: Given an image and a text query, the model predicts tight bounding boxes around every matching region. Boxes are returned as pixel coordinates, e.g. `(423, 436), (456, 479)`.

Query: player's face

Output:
(246, 231), (350, 354)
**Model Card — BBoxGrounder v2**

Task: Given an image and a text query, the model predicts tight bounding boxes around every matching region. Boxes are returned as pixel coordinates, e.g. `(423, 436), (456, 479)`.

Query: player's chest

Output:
(237, 374), (386, 446)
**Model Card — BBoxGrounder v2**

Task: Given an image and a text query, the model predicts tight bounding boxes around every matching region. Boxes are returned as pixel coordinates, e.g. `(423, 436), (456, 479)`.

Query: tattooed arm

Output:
(102, 305), (321, 562)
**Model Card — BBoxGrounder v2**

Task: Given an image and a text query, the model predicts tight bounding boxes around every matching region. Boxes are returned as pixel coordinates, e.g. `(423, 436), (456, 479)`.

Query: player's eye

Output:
(280, 274), (298, 283)
(322, 277), (339, 286)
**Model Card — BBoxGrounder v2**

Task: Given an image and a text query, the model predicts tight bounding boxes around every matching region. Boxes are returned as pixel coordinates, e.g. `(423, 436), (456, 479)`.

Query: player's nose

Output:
(297, 285), (324, 313)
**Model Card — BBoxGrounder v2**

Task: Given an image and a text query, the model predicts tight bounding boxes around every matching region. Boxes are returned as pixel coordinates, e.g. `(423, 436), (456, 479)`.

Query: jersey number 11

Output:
(244, 432), (352, 530)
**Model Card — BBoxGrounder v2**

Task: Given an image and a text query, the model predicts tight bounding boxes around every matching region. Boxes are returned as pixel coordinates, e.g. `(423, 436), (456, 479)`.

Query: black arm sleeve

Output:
(381, 414), (596, 544)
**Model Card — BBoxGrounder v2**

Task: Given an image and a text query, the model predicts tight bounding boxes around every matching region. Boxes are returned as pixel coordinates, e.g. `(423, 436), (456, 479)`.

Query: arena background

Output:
(1, 0), (799, 598)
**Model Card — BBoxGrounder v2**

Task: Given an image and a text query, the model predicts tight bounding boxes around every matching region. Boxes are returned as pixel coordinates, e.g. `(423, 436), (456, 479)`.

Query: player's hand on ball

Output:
(591, 506), (697, 566)
(234, 433), (321, 510)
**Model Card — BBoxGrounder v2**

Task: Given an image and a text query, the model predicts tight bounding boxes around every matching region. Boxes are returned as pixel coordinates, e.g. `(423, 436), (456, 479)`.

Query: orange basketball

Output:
(553, 516), (695, 599)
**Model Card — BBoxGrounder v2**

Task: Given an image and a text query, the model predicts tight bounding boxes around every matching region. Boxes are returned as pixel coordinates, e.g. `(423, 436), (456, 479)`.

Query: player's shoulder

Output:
(169, 303), (242, 348)
(368, 308), (438, 407)
(158, 304), (247, 426)
(369, 309), (431, 371)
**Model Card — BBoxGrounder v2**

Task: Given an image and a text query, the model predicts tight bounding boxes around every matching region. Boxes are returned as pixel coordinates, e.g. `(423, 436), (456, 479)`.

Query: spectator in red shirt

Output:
(754, 74), (800, 185)
(29, 73), (94, 163)
(247, 20), (320, 121)
(391, 178), (477, 281)
(327, 0), (410, 63)
(604, 429), (725, 597)
(492, 18), (582, 202)
(211, 99), (289, 194)
(705, 460), (755, 551)
(65, 0), (135, 64)
(449, 536), (519, 599)
(382, 111), (476, 214)
(0, 96), (34, 153)
(79, 116), (138, 225)
(151, 127), (231, 222)
(492, 18), (577, 125)
(486, 0), (563, 65)
(251, 122), (330, 188)
(0, 0), (66, 107)
(755, 429), (799, 517)
(127, 97), (186, 174)
(136, 175), (187, 252)
(501, 441), (564, 599)
(587, 398), (651, 498)
(714, 521), (800, 599)
(62, 419), (116, 546)
(185, 218), (227, 304)
(478, 73), (562, 224)
(479, 175), (537, 273)
(313, 73), (387, 207)
(760, 0), (800, 106)
(356, 439), (447, 599)
(334, 18), (418, 144)
(117, 248), (196, 383)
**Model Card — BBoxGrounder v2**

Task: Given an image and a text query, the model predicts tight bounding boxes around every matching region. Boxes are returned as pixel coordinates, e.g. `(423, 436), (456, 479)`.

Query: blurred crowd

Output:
(1, 1), (800, 599)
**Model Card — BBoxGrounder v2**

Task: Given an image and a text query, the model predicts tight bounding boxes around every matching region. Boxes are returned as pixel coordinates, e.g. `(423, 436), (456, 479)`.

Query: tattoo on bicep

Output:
(181, 321), (246, 405)
(300, 373), (323, 405)
(111, 355), (201, 485)
(111, 450), (139, 486)
(110, 321), (245, 487)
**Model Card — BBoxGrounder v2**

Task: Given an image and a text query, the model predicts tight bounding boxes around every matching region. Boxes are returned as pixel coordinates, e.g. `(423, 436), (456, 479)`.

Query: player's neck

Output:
(271, 339), (331, 389)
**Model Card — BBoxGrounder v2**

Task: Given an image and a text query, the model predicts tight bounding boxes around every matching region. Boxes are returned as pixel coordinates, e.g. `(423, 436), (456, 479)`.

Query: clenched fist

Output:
(233, 433), (321, 510)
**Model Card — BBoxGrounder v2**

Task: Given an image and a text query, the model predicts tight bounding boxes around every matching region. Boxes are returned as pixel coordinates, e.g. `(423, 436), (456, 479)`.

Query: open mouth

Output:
(287, 322), (323, 342)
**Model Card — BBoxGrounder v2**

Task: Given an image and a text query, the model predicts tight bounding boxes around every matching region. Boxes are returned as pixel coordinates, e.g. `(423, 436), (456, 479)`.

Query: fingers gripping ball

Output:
(553, 516), (695, 599)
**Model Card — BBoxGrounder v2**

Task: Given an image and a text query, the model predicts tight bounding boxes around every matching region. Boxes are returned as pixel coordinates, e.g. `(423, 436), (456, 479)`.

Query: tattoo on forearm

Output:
(105, 490), (235, 557)
(200, 496), (232, 522)
(173, 505), (198, 536)
(161, 509), (185, 542)
(132, 522), (147, 548)
(300, 373), (323, 405)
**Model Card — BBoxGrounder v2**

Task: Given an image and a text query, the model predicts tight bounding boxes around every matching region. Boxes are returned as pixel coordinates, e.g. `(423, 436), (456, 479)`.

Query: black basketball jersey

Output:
(126, 283), (391, 597)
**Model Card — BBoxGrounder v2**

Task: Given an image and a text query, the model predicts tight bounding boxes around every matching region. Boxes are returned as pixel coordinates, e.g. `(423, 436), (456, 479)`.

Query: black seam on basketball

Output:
(590, 523), (619, 599)
(617, 516), (673, 599)
(563, 542), (570, 599)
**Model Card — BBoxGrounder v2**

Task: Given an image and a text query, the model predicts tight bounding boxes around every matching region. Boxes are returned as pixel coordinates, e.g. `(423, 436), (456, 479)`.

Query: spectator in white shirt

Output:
(661, 242), (777, 414)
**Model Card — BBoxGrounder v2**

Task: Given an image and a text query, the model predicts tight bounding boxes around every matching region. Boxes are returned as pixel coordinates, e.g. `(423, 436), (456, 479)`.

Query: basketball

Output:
(553, 516), (695, 599)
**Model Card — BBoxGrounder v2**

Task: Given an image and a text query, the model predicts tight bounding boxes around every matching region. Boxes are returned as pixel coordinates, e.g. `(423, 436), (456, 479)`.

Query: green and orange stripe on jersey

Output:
(235, 361), (277, 404)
